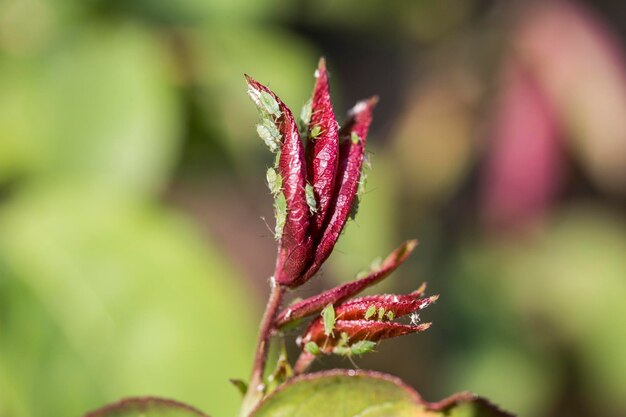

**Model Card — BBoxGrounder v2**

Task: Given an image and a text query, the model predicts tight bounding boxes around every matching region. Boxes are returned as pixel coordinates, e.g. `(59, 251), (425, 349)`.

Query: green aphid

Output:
(377, 307), (386, 321)
(369, 257), (383, 271)
(305, 183), (317, 214)
(349, 340), (376, 356)
(304, 341), (321, 356)
(310, 125), (322, 139)
(355, 268), (368, 280)
(256, 123), (280, 153)
(333, 341), (376, 357)
(349, 162), (370, 220)
(357, 172), (368, 196)
(339, 332), (350, 345)
(274, 150), (281, 168)
(351, 131), (361, 144)
(263, 118), (281, 139)
(266, 167), (282, 195)
(321, 304), (336, 337)
(274, 193), (287, 240)
(364, 305), (377, 320)
(300, 99), (312, 127)
(260, 90), (281, 117)
(386, 311), (395, 321)
(363, 153), (373, 171)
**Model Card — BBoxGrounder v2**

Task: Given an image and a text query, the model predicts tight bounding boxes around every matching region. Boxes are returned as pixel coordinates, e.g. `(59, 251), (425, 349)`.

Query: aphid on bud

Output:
(304, 341), (321, 356)
(248, 86), (282, 117)
(386, 311), (395, 321)
(260, 91), (281, 117)
(369, 257), (382, 270)
(310, 125), (322, 139)
(354, 255), (382, 278)
(266, 168), (282, 195)
(357, 172), (368, 196)
(364, 305), (377, 320)
(265, 117), (281, 138)
(377, 307), (386, 321)
(351, 131), (361, 144)
(273, 150), (281, 167)
(305, 183), (317, 214)
(333, 340), (377, 357)
(348, 340), (377, 356)
(300, 99), (312, 127)
(256, 122), (280, 153)
(274, 193), (287, 240)
(321, 304), (336, 337)
(349, 159), (370, 220)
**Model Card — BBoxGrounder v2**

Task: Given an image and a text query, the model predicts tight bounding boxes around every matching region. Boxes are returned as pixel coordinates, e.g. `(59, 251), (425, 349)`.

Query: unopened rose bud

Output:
(298, 288), (436, 356)
(246, 60), (377, 288)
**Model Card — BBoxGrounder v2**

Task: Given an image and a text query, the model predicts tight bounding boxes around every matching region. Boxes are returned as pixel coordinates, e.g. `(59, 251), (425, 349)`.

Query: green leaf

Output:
(0, 24), (181, 194)
(252, 370), (513, 417)
(0, 183), (256, 417)
(83, 397), (209, 417)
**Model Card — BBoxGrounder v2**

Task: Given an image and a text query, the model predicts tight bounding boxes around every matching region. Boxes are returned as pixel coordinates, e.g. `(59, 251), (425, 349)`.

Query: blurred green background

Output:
(1, 0), (625, 416)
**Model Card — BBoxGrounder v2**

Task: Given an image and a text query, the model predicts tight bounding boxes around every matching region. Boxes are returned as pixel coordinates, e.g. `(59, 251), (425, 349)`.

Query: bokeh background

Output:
(1, 0), (625, 416)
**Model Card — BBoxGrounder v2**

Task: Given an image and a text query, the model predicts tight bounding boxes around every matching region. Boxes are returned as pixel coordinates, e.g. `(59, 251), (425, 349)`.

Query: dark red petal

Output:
(297, 97), (378, 284)
(274, 240), (417, 328)
(335, 293), (438, 321)
(305, 58), (340, 235)
(302, 319), (431, 350)
(245, 75), (313, 286)
(334, 320), (431, 343)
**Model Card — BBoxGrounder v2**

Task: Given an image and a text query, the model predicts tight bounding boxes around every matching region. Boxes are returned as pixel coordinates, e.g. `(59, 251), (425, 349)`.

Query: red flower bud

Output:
(334, 293), (439, 322)
(245, 61), (377, 288)
(275, 240), (417, 328)
(298, 288), (436, 355)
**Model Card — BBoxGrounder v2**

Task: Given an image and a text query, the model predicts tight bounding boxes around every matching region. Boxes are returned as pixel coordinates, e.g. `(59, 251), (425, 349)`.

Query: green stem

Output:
(240, 279), (284, 417)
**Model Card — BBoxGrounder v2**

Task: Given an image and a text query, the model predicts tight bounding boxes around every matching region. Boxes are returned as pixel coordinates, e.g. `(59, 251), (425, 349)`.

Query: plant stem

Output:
(240, 278), (284, 417)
